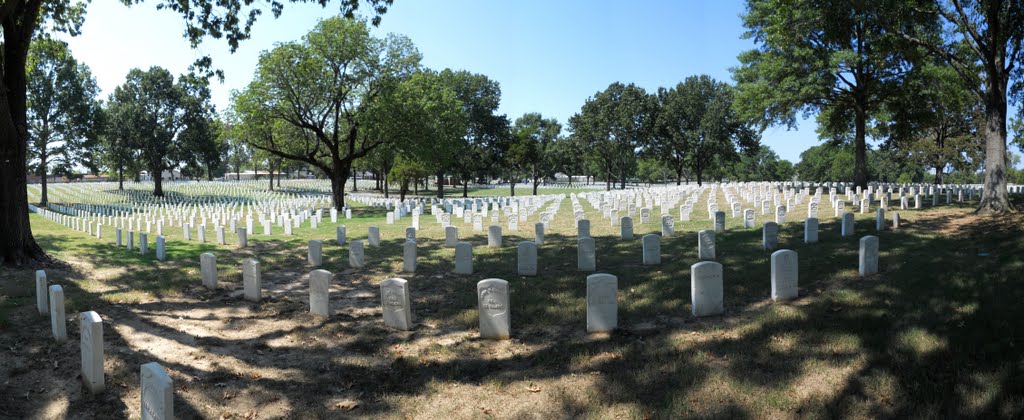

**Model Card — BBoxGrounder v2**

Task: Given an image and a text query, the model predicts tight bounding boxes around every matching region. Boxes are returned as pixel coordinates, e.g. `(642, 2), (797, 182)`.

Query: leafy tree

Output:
(636, 157), (673, 185)
(26, 36), (101, 206)
(548, 134), (587, 186)
(898, 0), (1024, 212)
(883, 62), (984, 184)
(375, 69), (467, 198)
(569, 82), (656, 190)
(107, 67), (197, 197)
(436, 69), (508, 197)
(232, 16), (420, 209)
(0, 0), (389, 265)
(177, 78), (223, 181)
(655, 75), (758, 185)
(733, 0), (916, 189)
(511, 113), (561, 195)
(389, 155), (428, 201)
(795, 143), (856, 182)
(225, 136), (252, 181)
(732, 145), (793, 181)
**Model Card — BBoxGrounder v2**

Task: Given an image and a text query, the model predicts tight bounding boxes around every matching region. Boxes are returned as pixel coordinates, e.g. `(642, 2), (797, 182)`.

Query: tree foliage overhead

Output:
(733, 0), (918, 189)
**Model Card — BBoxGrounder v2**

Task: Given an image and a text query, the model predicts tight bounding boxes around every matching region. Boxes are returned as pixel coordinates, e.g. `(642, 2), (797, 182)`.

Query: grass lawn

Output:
(2, 191), (1023, 418)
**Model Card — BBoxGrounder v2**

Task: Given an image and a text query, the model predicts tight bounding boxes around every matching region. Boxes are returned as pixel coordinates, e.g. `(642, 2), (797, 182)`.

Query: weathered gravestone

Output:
(518, 241), (538, 276)
(445, 226), (458, 247)
(80, 311), (104, 393)
(744, 209), (755, 229)
(309, 269), (331, 317)
(841, 212), (855, 237)
(155, 236), (166, 261)
(804, 218), (819, 243)
(478, 278), (510, 340)
(586, 273), (617, 333)
(578, 237), (596, 271)
(875, 208), (886, 231)
(488, 225), (503, 247)
(140, 362), (173, 420)
(661, 215), (674, 237)
(349, 240), (365, 268)
(454, 242), (473, 274)
(762, 222), (779, 250)
(380, 277), (412, 331)
(859, 235), (879, 277)
(237, 228), (247, 248)
(201, 253), (217, 289)
(691, 261), (724, 317)
(368, 226), (381, 247)
(714, 211), (726, 233)
(771, 249), (798, 301)
(36, 270), (47, 315)
(621, 217), (634, 240)
(642, 234), (661, 265)
(50, 285), (66, 342)
(308, 240), (323, 266)
(578, 219), (591, 239)
(243, 258), (262, 302)
(336, 226), (346, 245)
(535, 223), (545, 246)
(698, 229), (715, 260)
(402, 240), (417, 273)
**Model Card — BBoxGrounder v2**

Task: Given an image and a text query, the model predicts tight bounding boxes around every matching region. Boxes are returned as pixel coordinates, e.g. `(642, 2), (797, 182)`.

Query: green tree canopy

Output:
(26, 36), (102, 206)
(232, 16), (421, 208)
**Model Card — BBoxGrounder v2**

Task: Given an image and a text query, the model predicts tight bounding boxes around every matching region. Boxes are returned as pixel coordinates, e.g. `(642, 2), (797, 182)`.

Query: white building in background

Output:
(139, 170), (182, 181)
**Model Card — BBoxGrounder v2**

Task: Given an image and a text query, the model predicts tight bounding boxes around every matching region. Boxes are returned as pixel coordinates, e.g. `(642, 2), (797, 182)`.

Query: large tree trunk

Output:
(0, 21), (46, 265)
(39, 148), (48, 206)
(153, 170), (164, 197)
(509, 173), (516, 197)
(934, 166), (943, 185)
(436, 170), (444, 198)
(269, 168), (274, 191)
(676, 168), (683, 186)
(118, 166), (124, 190)
(532, 176), (539, 195)
(977, 78), (1013, 213)
(329, 165), (348, 210)
(853, 106), (869, 189)
(463, 179), (469, 198)
(351, 167), (358, 192)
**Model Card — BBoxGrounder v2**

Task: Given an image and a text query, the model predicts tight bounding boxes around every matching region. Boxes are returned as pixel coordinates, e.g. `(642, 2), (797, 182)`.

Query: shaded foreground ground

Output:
(2, 197), (1024, 419)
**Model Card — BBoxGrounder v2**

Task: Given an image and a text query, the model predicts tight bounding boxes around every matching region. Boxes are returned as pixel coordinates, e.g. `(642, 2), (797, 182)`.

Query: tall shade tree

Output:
(177, 79), (223, 181)
(437, 69), (508, 197)
(26, 36), (101, 206)
(370, 69), (467, 198)
(883, 62), (984, 184)
(0, 0), (389, 266)
(899, 0), (1024, 212)
(733, 0), (914, 189)
(569, 82), (656, 190)
(232, 16), (420, 209)
(511, 113), (561, 195)
(107, 67), (209, 196)
(655, 75), (759, 185)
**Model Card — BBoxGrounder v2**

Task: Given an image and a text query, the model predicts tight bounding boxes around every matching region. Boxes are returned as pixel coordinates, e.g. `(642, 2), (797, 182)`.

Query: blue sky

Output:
(62, 0), (991, 164)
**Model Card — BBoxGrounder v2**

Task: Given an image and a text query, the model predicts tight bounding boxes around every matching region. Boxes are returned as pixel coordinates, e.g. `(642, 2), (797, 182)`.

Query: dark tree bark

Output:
(0, 3), (46, 265)
(853, 105), (869, 189)
(436, 170), (444, 198)
(463, 179), (469, 198)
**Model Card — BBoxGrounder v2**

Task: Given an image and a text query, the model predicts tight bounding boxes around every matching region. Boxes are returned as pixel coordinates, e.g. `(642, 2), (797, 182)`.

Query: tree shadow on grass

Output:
(5, 198), (1024, 418)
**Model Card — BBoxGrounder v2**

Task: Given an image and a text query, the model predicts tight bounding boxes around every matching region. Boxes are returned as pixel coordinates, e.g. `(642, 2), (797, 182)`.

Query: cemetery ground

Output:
(2, 192), (1024, 418)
